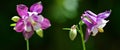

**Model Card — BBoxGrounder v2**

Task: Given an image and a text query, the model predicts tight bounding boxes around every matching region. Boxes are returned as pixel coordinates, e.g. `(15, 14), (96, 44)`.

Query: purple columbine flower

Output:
(12, 2), (51, 40)
(81, 10), (111, 41)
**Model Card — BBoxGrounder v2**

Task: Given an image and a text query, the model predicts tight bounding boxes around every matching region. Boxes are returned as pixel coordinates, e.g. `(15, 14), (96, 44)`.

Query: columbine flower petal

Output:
(15, 19), (24, 32)
(17, 4), (28, 17)
(32, 15), (44, 23)
(96, 19), (109, 28)
(40, 18), (51, 29)
(91, 27), (98, 36)
(24, 22), (32, 32)
(85, 10), (97, 17)
(30, 2), (43, 14)
(84, 10), (97, 24)
(85, 28), (91, 42)
(98, 10), (111, 19)
(81, 16), (93, 28)
(23, 30), (34, 40)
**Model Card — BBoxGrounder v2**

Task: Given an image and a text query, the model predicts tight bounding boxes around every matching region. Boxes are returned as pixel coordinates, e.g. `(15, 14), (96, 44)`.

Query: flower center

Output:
(31, 20), (37, 26)
(28, 12), (38, 26)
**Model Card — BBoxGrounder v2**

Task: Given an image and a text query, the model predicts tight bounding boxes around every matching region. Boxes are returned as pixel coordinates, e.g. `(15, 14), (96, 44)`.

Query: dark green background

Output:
(0, 0), (120, 50)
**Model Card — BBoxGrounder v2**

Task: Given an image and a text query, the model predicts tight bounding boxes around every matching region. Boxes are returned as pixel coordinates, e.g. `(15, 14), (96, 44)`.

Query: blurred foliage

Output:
(47, 0), (78, 23)
(0, 0), (120, 50)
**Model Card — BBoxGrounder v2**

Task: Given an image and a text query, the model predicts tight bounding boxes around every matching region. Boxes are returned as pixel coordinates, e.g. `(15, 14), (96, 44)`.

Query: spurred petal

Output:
(40, 18), (51, 29)
(96, 19), (109, 28)
(23, 30), (34, 40)
(17, 4), (28, 17)
(85, 28), (91, 42)
(81, 16), (93, 28)
(83, 12), (97, 25)
(85, 10), (97, 17)
(98, 10), (111, 19)
(15, 19), (24, 32)
(30, 2), (43, 14)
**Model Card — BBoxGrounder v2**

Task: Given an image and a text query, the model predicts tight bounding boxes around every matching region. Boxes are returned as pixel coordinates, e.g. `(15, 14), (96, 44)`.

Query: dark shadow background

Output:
(0, 0), (120, 50)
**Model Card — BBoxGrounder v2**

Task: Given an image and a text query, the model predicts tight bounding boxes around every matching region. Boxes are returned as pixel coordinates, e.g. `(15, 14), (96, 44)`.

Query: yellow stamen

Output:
(98, 28), (104, 33)
(29, 16), (37, 26)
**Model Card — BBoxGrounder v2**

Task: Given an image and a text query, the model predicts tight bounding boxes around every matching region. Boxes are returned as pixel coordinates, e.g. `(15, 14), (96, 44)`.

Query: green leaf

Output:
(10, 23), (16, 26)
(36, 29), (43, 38)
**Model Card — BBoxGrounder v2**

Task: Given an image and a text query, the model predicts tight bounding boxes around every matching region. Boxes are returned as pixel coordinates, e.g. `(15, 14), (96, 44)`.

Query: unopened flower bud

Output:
(69, 25), (77, 40)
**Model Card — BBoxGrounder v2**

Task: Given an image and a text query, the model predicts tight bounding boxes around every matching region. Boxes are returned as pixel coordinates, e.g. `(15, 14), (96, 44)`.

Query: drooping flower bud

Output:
(69, 25), (77, 40)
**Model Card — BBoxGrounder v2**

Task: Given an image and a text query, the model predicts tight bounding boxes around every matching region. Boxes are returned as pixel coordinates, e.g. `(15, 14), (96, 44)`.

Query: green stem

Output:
(26, 39), (29, 50)
(79, 30), (86, 50)
(78, 21), (86, 50)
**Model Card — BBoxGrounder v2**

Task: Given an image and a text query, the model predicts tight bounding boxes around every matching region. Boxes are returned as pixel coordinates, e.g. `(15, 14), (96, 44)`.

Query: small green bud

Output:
(36, 29), (43, 38)
(11, 16), (20, 22)
(69, 25), (77, 40)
